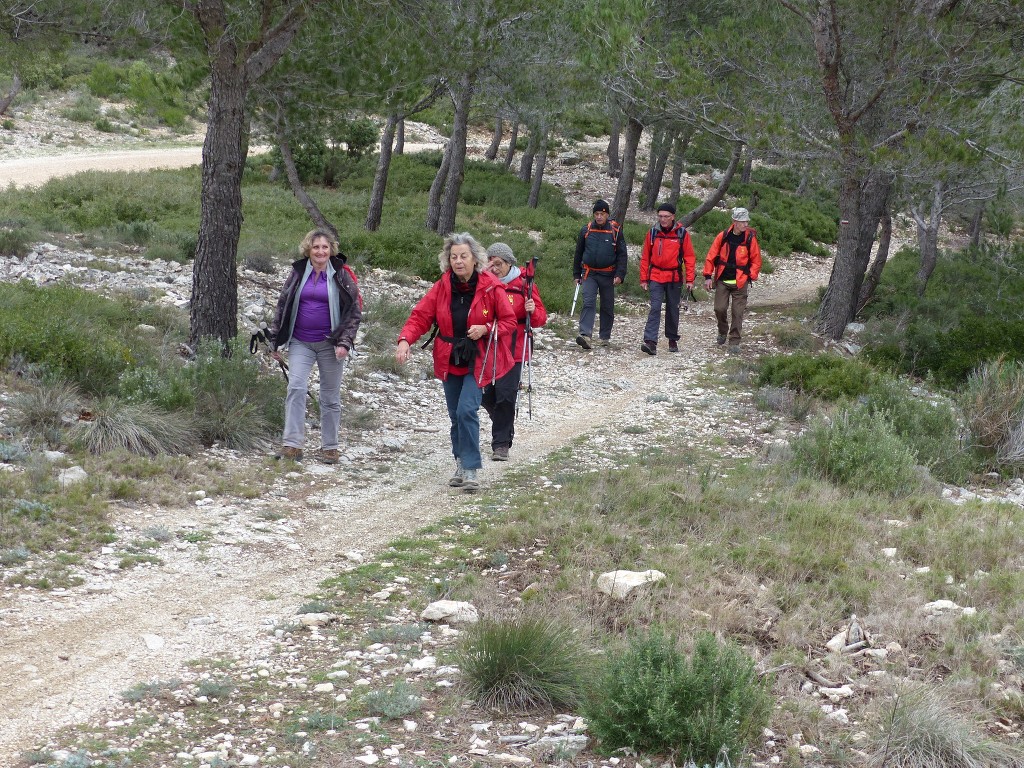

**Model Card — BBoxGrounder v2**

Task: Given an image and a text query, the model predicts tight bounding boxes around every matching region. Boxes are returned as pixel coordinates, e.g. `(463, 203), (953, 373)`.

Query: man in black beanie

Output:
(572, 199), (627, 349)
(639, 202), (695, 355)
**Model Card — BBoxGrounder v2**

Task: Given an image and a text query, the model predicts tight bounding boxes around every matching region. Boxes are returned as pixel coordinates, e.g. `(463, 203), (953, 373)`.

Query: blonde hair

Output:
(438, 232), (487, 274)
(299, 229), (339, 258)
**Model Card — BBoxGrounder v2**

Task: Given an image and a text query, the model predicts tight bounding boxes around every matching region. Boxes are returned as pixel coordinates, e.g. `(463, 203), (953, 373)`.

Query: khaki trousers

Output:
(714, 282), (748, 345)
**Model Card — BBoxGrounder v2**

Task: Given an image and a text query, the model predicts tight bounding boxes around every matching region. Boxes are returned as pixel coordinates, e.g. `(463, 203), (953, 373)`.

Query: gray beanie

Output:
(487, 242), (516, 265)
(731, 207), (750, 222)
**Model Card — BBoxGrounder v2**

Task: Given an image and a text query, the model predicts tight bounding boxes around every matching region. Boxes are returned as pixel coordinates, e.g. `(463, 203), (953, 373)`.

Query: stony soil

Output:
(2, 107), (1010, 767)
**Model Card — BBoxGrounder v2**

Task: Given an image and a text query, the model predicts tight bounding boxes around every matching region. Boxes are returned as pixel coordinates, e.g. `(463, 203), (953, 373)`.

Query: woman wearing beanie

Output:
(395, 233), (517, 491)
(481, 242), (547, 461)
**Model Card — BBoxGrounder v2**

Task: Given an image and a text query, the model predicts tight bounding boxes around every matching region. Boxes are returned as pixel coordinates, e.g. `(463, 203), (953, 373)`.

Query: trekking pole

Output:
(478, 321), (499, 387)
(249, 322), (290, 382)
(570, 281), (580, 317)
(518, 256), (538, 420)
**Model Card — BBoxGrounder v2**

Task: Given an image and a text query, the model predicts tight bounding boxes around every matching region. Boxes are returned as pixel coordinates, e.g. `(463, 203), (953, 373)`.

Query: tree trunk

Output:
(740, 149), (753, 184)
(607, 114), (622, 177)
(485, 114), (503, 161)
(190, 62), (248, 347)
(527, 127), (548, 209)
(969, 202), (984, 247)
(436, 72), (477, 235)
(914, 182), (943, 295)
(816, 163), (893, 339)
(856, 208), (892, 316)
(277, 116), (337, 238)
(669, 129), (692, 202)
(679, 142), (743, 228)
(0, 73), (20, 117)
(365, 112), (398, 232)
(394, 118), (405, 154)
(425, 142), (450, 231)
(611, 117), (643, 225)
(638, 127), (667, 211)
(503, 117), (519, 170)
(518, 129), (538, 183)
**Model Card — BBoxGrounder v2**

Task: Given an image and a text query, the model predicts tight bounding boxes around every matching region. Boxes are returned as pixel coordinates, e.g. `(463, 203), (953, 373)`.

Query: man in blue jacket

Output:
(572, 199), (628, 349)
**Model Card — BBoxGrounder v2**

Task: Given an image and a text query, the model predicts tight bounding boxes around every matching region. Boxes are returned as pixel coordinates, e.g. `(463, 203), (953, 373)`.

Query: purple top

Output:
(292, 271), (332, 342)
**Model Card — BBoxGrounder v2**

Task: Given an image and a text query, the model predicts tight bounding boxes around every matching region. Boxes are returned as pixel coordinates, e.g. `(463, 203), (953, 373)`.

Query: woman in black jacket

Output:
(268, 229), (362, 463)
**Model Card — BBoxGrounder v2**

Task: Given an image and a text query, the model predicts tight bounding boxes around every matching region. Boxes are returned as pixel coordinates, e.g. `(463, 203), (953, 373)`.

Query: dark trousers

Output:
(579, 271), (616, 340)
(482, 362), (521, 449)
(643, 281), (682, 343)
(714, 282), (749, 344)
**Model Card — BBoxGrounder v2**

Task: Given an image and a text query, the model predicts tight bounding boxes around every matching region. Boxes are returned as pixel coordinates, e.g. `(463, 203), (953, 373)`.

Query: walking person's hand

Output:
(613, 276), (622, 285)
(640, 281), (649, 291)
(396, 340), (411, 365)
(467, 324), (487, 340)
(704, 278), (713, 291)
(335, 346), (349, 361)
(524, 298), (535, 313)
(271, 350), (283, 362)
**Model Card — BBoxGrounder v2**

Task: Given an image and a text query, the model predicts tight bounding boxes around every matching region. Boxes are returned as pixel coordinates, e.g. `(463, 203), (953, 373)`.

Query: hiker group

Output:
(265, 203), (759, 487)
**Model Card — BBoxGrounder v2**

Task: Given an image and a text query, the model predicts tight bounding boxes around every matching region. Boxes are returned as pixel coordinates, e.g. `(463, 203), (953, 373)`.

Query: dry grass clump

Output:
(74, 397), (195, 455)
(868, 685), (1024, 767)
(960, 359), (1024, 470)
(9, 379), (80, 444)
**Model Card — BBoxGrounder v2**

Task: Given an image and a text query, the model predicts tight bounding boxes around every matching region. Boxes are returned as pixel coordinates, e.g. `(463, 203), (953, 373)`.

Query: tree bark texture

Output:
(740, 149), (753, 184)
(669, 129), (692, 203)
(611, 117), (643, 225)
(679, 142), (743, 229)
(856, 209), (892, 316)
(485, 114), (503, 161)
(395, 118), (405, 154)
(365, 112), (398, 232)
(816, 165), (892, 339)
(503, 117), (519, 170)
(969, 202), (984, 247)
(914, 182), (943, 295)
(0, 73), (20, 117)
(425, 143), (450, 231)
(518, 129), (538, 183)
(607, 114), (622, 177)
(638, 127), (666, 211)
(436, 72), (477, 235)
(527, 128), (548, 209)
(278, 119), (337, 239)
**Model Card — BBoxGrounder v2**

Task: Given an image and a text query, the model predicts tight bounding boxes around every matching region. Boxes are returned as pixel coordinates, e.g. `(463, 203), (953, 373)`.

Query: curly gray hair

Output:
(438, 232), (488, 274)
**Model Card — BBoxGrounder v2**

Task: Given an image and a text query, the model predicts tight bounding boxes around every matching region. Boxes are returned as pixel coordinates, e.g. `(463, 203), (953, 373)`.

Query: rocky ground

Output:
(1, 110), (1020, 767)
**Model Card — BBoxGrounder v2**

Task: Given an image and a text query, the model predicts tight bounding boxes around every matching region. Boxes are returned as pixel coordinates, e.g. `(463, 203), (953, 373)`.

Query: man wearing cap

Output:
(482, 242), (547, 460)
(572, 199), (627, 349)
(703, 207), (762, 352)
(639, 202), (696, 355)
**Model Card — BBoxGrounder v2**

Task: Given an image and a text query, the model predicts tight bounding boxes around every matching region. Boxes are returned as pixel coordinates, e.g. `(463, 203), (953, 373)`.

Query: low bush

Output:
(61, 91), (102, 123)
(0, 222), (36, 257)
(9, 380), (80, 445)
(585, 629), (771, 763)
(791, 406), (923, 495)
(757, 352), (876, 400)
(959, 359), (1024, 472)
(362, 680), (422, 719)
(73, 398), (195, 456)
(457, 616), (590, 712)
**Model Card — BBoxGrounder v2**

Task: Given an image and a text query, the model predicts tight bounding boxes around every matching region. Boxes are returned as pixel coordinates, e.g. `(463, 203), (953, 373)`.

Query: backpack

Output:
(338, 253), (364, 309)
(647, 225), (689, 282)
(582, 220), (621, 269)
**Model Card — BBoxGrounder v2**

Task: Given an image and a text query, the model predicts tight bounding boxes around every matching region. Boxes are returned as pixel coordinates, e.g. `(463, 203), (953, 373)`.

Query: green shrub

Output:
(757, 353), (876, 400)
(125, 61), (189, 129)
(959, 359), (1024, 471)
(9, 380), (80, 444)
(791, 405), (923, 495)
(585, 630), (771, 764)
(362, 680), (422, 719)
(0, 223), (35, 257)
(61, 91), (101, 123)
(241, 249), (278, 274)
(86, 61), (126, 98)
(457, 616), (590, 712)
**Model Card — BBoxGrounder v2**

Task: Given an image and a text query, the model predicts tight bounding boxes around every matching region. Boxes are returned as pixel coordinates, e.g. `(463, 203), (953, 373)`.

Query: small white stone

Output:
(313, 683), (334, 693)
(142, 634), (165, 650)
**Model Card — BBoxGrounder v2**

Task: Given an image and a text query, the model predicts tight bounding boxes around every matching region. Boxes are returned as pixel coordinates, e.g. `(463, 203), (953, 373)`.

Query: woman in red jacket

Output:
(395, 233), (517, 491)
(481, 242), (547, 461)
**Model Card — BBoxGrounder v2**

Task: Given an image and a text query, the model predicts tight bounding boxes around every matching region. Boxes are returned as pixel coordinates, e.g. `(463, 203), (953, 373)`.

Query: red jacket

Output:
(640, 223), (696, 284)
(703, 226), (761, 289)
(399, 269), (517, 384)
(501, 272), (547, 363)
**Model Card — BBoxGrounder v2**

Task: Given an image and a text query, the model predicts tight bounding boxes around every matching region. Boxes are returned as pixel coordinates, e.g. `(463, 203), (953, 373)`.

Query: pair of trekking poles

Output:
(480, 256), (537, 420)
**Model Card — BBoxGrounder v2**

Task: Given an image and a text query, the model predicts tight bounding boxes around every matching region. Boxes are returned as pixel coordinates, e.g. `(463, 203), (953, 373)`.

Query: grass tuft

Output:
(457, 615), (590, 712)
(362, 680), (422, 719)
(74, 397), (195, 455)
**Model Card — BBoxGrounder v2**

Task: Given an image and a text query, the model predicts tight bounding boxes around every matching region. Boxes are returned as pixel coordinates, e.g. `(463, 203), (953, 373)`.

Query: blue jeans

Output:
(442, 373), (483, 470)
(643, 282), (682, 343)
(282, 340), (346, 450)
(579, 271), (616, 340)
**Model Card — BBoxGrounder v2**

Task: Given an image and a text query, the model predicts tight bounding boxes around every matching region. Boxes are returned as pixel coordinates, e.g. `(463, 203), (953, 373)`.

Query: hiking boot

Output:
(716, 334), (727, 346)
(278, 446), (303, 461)
(640, 340), (656, 356)
(492, 445), (510, 461)
(668, 340), (679, 353)
(598, 338), (612, 348)
(575, 334), (592, 350)
(321, 448), (340, 465)
(462, 468), (480, 492)
(448, 459), (464, 487)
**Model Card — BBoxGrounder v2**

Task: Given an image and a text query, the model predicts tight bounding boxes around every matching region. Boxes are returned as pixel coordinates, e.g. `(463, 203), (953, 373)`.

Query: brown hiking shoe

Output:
(321, 448), (340, 465)
(278, 446), (303, 461)
(492, 445), (510, 461)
